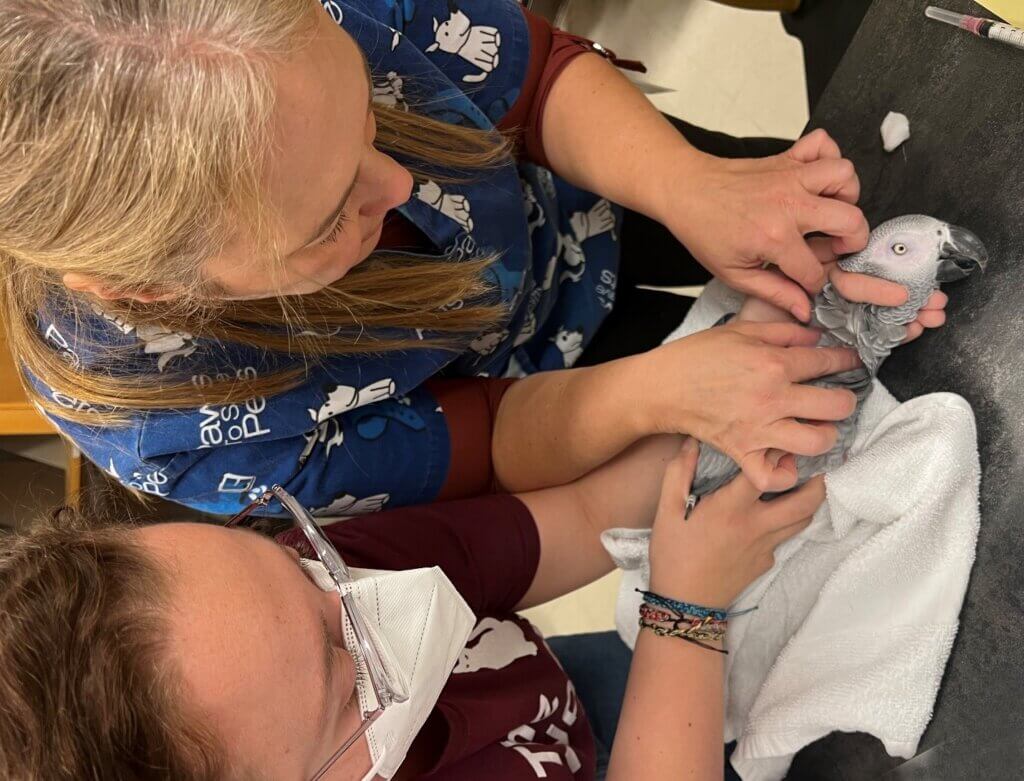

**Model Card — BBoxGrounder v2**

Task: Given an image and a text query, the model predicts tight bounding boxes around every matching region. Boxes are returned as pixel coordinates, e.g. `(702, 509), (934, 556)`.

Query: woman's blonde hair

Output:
(0, 0), (511, 422)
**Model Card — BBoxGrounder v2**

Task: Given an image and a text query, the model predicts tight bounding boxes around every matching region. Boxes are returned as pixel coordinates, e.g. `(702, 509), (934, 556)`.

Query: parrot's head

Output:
(838, 215), (987, 310)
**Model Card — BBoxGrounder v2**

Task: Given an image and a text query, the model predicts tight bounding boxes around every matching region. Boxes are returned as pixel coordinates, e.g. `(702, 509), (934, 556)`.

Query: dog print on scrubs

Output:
(372, 71), (408, 109)
(92, 305), (197, 372)
(308, 378), (396, 424)
(471, 329), (510, 356)
(453, 617), (539, 674)
(523, 182), (546, 236)
(415, 180), (474, 233)
(559, 199), (617, 285)
(304, 417), (347, 459)
(425, 4), (501, 83)
(312, 492), (391, 517)
(321, 0), (343, 24)
(552, 327), (584, 368)
(514, 289), (543, 347)
(41, 0), (624, 519)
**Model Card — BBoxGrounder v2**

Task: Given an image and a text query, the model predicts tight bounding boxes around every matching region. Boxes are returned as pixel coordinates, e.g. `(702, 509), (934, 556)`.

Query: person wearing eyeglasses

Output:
(3, 0), (949, 530)
(0, 432), (822, 781)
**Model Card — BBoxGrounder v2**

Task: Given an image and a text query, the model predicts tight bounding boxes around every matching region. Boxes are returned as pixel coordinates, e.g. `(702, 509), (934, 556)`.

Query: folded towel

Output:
(602, 280), (981, 780)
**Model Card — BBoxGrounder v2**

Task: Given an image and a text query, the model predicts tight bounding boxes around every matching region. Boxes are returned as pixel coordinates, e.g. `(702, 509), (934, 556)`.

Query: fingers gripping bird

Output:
(691, 215), (988, 497)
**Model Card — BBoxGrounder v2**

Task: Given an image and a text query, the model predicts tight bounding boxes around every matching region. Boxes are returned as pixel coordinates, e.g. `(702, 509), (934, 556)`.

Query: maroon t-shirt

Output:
(308, 495), (596, 780)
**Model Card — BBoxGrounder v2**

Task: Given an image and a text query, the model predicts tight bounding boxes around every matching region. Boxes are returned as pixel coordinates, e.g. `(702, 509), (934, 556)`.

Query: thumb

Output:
(656, 438), (700, 519)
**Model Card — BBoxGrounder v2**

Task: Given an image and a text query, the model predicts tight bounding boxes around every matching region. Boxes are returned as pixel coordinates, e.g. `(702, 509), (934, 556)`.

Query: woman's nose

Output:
(359, 152), (413, 219)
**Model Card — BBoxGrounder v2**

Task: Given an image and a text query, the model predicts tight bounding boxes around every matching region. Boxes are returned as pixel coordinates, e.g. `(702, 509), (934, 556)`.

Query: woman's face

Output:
(137, 522), (372, 780)
(204, 9), (414, 298)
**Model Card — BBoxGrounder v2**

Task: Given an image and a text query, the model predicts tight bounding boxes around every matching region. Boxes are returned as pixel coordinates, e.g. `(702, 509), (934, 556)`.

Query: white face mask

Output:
(300, 559), (476, 780)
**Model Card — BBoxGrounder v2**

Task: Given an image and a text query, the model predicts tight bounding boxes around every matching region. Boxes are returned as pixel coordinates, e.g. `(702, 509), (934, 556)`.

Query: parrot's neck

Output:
(811, 283), (918, 377)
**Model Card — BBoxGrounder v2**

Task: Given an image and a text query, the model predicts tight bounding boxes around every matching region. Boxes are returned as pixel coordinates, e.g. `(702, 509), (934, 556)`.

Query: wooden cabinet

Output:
(0, 321), (81, 504)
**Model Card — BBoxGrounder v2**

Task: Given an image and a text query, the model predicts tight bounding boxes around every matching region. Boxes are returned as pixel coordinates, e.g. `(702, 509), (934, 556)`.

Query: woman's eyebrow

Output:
(317, 612), (336, 733)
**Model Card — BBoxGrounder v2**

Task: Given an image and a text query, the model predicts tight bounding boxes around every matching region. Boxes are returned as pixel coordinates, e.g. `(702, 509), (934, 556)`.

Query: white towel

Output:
(602, 280), (981, 781)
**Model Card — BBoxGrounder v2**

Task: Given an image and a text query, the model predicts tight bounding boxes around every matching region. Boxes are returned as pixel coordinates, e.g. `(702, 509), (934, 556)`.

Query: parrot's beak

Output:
(937, 224), (988, 282)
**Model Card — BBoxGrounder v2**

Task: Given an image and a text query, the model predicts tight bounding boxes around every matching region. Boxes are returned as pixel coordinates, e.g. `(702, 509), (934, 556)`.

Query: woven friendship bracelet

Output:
(636, 589), (758, 621)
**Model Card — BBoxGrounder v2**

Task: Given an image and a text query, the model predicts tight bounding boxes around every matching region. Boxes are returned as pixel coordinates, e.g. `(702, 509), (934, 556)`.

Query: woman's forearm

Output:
(540, 52), (703, 223)
(607, 634), (725, 781)
(492, 353), (653, 492)
(515, 433), (683, 609)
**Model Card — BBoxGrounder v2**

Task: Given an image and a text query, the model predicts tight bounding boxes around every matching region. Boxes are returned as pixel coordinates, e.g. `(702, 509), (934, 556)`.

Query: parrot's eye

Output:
(892, 242), (908, 255)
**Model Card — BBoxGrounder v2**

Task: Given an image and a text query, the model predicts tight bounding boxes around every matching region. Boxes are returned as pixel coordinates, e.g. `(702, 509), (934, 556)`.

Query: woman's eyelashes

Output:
(319, 211), (351, 246)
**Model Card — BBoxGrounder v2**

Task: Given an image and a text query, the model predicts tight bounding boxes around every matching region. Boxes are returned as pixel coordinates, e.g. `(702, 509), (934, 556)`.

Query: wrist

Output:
(630, 346), (697, 437)
(648, 143), (717, 227)
(586, 354), (659, 440)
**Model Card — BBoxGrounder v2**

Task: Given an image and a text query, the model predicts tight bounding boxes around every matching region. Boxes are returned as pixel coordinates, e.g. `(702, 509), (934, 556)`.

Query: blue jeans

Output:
(548, 631), (742, 781)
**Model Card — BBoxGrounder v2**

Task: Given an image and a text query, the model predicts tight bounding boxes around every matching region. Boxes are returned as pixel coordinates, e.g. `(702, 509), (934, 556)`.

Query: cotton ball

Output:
(880, 111), (910, 152)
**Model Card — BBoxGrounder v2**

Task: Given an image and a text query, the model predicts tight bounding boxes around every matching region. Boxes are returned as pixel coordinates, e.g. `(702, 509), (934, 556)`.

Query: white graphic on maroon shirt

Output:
(308, 378), (396, 424)
(502, 681), (583, 776)
(453, 618), (539, 674)
(425, 7), (501, 83)
(312, 493), (390, 518)
(415, 180), (474, 233)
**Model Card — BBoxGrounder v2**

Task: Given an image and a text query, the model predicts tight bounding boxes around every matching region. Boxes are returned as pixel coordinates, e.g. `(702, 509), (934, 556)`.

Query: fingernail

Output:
(791, 305), (809, 322)
(682, 437), (698, 453)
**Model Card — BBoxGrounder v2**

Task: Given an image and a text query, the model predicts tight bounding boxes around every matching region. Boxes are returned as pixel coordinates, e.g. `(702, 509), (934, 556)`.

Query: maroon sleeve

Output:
(428, 377), (516, 499)
(300, 494), (539, 616)
(499, 7), (646, 169)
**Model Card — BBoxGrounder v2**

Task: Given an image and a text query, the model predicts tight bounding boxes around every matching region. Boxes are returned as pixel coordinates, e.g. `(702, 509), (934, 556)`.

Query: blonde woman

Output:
(0, 0), (945, 515)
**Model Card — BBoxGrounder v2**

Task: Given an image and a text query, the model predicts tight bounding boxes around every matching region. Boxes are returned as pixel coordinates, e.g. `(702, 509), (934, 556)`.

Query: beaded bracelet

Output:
(639, 604), (727, 639)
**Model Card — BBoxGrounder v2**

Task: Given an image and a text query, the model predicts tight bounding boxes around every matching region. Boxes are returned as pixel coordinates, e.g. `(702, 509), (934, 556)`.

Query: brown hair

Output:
(0, 510), (224, 780)
(0, 0), (512, 424)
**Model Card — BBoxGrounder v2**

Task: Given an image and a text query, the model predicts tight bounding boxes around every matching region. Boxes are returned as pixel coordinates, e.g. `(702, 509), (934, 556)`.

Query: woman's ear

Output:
(62, 273), (177, 303)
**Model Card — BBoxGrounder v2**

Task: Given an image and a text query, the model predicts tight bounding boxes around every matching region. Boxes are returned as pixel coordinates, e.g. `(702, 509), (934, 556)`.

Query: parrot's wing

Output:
(693, 443), (740, 497)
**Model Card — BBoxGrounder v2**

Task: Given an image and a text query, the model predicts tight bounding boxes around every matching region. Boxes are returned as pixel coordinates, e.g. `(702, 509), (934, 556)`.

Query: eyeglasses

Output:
(227, 485), (410, 781)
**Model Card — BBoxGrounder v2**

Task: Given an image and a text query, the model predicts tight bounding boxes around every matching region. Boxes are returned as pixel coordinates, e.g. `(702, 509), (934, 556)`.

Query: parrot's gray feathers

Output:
(813, 284), (908, 375)
(689, 215), (986, 499)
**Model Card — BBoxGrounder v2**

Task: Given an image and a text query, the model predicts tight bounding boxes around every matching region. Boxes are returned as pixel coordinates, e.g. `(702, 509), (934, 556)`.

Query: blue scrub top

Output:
(39, 0), (622, 516)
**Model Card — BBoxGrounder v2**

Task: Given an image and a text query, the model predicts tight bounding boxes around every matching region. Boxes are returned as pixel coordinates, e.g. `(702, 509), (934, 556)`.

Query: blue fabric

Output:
(548, 631), (743, 781)
(38, 0), (622, 516)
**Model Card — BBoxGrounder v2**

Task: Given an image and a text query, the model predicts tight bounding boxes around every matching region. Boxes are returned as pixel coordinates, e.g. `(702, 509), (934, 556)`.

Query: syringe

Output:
(926, 6), (1024, 51)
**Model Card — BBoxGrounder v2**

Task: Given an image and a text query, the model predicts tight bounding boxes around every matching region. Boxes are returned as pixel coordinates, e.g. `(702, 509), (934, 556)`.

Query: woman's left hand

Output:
(658, 129), (871, 322)
(738, 256), (948, 343)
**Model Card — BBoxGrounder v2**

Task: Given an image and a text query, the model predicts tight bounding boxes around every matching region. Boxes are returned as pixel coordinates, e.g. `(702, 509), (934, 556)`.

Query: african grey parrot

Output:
(691, 214), (988, 497)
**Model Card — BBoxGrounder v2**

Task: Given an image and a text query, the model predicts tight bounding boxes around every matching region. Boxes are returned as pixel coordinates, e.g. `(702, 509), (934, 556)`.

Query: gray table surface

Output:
(784, 1), (1024, 778)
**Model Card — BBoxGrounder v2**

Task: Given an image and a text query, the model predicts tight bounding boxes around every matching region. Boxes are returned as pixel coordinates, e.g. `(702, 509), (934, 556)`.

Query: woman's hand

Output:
(649, 439), (825, 608)
(658, 129), (871, 322)
(637, 321), (860, 492)
(738, 259), (949, 343)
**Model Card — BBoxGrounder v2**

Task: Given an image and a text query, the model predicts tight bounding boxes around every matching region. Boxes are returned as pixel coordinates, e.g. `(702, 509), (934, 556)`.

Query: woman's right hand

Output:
(649, 439), (825, 608)
(635, 320), (860, 493)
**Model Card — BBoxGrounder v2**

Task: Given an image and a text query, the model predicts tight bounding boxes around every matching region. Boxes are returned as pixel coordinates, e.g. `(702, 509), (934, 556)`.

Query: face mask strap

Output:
(310, 708), (384, 781)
